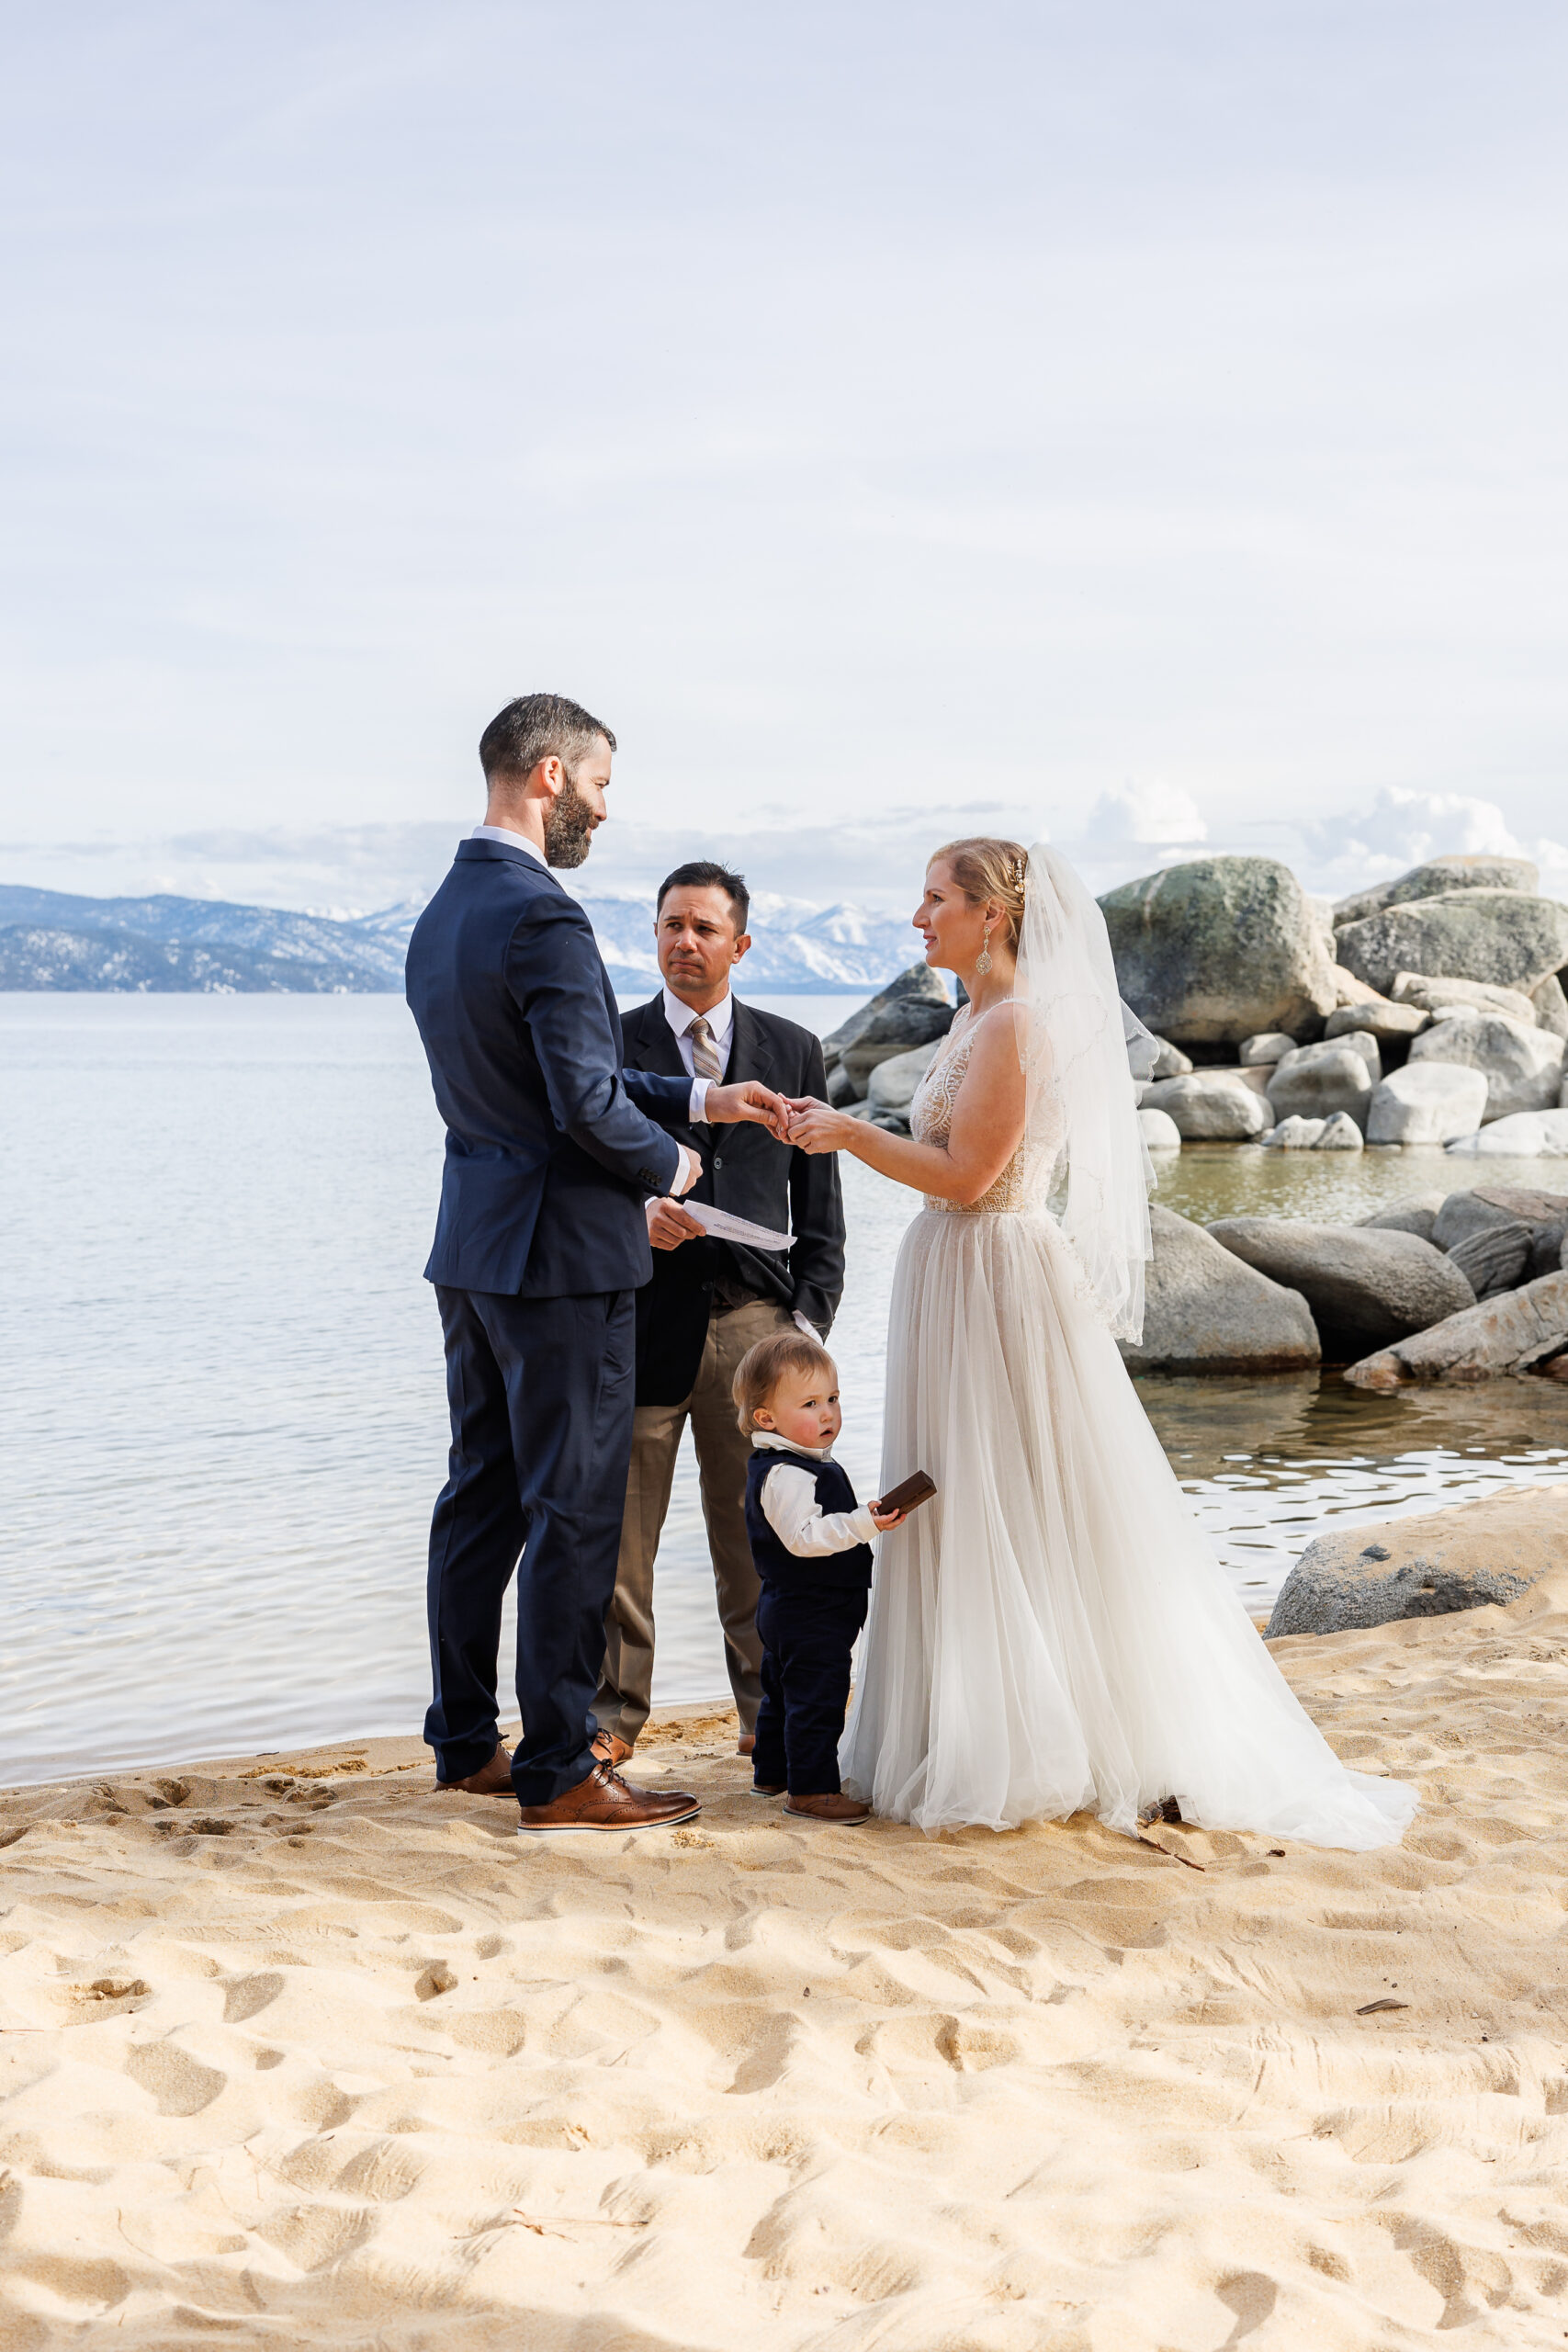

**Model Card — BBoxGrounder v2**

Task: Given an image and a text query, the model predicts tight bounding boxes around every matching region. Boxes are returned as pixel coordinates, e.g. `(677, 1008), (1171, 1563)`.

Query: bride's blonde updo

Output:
(929, 837), (1030, 948)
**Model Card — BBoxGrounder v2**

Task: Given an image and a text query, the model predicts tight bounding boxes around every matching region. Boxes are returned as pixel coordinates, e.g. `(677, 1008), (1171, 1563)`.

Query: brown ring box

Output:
(874, 1470), (938, 1517)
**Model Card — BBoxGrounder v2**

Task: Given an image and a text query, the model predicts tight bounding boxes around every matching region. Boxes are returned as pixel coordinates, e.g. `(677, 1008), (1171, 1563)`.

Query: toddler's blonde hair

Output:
(733, 1329), (837, 1432)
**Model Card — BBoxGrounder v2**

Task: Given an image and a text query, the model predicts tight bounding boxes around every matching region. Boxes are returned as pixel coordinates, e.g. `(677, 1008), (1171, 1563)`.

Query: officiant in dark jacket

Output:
(594, 863), (846, 1758)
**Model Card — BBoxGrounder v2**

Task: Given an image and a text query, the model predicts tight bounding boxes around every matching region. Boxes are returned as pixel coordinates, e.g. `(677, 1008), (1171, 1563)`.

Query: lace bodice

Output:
(910, 1006), (1060, 1215)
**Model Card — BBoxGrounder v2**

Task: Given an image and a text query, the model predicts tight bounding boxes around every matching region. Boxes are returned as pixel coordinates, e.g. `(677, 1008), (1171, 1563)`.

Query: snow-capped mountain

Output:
(0, 883), (917, 994)
(0, 886), (405, 992)
(560, 889), (919, 994)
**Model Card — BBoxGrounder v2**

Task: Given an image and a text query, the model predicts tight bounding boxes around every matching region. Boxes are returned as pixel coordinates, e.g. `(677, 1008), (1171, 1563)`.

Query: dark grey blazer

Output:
(622, 992), (847, 1406)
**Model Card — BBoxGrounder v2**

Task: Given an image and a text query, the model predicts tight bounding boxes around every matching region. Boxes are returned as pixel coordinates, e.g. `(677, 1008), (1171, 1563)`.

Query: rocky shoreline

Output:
(822, 847), (1568, 1389)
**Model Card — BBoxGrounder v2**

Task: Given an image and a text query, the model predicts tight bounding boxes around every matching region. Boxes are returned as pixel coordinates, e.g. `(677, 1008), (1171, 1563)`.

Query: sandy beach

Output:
(4, 1575), (1568, 2351)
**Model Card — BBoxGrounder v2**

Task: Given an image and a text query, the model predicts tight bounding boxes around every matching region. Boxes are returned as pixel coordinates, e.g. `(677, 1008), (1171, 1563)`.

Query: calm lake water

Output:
(3, 993), (1565, 1787)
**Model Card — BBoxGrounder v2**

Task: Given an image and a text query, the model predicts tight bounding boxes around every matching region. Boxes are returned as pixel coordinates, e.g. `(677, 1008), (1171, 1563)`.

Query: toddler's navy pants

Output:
(751, 1581), (869, 1796)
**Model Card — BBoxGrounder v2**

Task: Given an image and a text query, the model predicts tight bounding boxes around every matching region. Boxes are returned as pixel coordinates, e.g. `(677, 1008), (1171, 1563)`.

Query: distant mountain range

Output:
(0, 883), (919, 995)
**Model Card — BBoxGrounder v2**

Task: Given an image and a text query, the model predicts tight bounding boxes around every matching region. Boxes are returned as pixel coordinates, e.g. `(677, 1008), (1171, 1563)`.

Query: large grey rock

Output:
(1264, 1484), (1568, 1638)
(1240, 1032), (1296, 1065)
(1262, 1112), (1363, 1149)
(1335, 890), (1568, 999)
(866, 1038), (942, 1114)
(1447, 1221), (1534, 1299)
(1344, 1270), (1568, 1386)
(822, 966), (953, 1092)
(1407, 1009), (1566, 1121)
(1138, 1074), (1270, 1140)
(1325, 1000), (1427, 1045)
(1357, 1189), (1450, 1242)
(1206, 1216), (1475, 1359)
(1531, 973), (1568, 1039)
(1331, 854), (1540, 929)
(1331, 965), (1387, 1008)
(1261, 1115), (1325, 1149)
(1390, 972), (1540, 1024)
(1266, 1039), (1378, 1129)
(1366, 1062), (1489, 1145)
(1118, 1205), (1320, 1373)
(1305, 892), (1337, 964)
(1098, 856), (1338, 1046)
(1432, 1188), (1523, 1254)
(1446, 1108), (1568, 1157)
(1146, 1035), (1193, 1079)
(1138, 1106), (1182, 1151)
(1446, 1186), (1568, 1283)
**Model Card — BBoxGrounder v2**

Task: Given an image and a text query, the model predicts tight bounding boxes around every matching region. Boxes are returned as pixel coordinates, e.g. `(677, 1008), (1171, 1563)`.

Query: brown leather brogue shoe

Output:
(591, 1728), (634, 1767)
(750, 1781), (785, 1798)
(784, 1792), (871, 1826)
(517, 1761), (700, 1836)
(436, 1744), (515, 1798)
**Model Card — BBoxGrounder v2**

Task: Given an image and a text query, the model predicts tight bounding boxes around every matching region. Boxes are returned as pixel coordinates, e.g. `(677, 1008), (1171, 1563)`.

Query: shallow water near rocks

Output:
(1, 993), (1564, 1786)
(1151, 1137), (1568, 1225)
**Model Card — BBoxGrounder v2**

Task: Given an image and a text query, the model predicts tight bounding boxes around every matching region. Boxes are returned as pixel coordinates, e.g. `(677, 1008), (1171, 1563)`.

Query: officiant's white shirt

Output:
(469, 821), (708, 1155)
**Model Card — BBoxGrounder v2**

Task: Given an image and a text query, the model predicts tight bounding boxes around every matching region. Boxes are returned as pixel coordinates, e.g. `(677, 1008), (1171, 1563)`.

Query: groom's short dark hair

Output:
(656, 861), (750, 932)
(479, 693), (616, 785)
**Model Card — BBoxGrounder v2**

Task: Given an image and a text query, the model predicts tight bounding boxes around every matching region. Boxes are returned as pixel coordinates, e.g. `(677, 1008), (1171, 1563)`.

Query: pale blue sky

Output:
(2, 2), (1565, 910)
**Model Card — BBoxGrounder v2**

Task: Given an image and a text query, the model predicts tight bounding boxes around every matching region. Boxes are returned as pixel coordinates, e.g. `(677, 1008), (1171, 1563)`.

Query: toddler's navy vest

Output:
(744, 1445), (874, 1593)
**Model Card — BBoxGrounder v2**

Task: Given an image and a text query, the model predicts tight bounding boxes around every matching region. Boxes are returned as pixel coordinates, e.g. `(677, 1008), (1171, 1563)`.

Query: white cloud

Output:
(1301, 786), (1530, 899)
(1534, 837), (1568, 902)
(1079, 781), (1209, 848)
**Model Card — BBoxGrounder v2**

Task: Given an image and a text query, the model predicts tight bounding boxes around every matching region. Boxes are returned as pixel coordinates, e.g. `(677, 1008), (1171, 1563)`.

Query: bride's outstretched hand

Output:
(784, 1098), (852, 1154)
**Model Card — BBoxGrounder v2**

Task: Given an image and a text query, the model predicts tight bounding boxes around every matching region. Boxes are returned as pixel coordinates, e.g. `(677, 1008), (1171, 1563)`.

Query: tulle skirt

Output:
(840, 1206), (1416, 1849)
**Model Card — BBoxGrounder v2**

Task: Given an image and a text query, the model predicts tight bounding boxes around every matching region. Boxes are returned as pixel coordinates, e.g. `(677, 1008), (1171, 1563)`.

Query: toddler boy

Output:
(732, 1330), (904, 1825)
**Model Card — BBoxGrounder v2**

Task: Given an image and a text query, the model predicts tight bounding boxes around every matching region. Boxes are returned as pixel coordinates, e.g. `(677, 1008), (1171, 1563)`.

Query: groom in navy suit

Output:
(405, 693), (790, 1835)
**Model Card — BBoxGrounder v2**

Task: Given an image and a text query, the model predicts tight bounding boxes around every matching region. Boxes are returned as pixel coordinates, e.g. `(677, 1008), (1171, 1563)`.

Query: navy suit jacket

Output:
(405, 838), (691, 1297)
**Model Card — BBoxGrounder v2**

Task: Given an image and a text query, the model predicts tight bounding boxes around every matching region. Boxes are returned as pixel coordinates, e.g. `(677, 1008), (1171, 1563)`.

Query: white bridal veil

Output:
(1014, 842), (1159, 1345)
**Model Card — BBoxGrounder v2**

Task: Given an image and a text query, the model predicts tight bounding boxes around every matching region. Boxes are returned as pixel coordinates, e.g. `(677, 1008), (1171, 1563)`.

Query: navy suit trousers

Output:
(751, 1582), (869, 1797)
(426, 1285), (635, 1805)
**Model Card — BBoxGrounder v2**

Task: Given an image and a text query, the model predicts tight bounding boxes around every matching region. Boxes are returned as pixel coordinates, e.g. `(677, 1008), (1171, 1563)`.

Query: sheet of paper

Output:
(683, 1200), (794, 1252)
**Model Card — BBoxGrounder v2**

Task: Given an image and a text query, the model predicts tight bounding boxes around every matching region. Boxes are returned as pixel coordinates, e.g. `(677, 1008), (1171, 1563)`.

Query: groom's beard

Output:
(542, 774), (597, 868)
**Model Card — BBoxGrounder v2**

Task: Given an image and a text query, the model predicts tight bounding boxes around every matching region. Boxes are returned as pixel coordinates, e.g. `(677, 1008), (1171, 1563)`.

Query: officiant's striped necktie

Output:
(688, 1016), (725, 1088)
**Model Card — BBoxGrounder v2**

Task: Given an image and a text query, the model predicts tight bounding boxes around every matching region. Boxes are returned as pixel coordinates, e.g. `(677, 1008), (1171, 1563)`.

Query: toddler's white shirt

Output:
(750, 1433), (878, 1558)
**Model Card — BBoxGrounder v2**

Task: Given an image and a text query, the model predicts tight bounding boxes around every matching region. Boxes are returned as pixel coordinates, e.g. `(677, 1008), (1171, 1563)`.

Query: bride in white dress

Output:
(787, 838), (1416, 1850)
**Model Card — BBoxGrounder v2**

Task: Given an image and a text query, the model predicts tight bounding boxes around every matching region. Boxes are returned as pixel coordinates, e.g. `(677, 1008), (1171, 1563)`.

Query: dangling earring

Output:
(976, 924), (993, 978)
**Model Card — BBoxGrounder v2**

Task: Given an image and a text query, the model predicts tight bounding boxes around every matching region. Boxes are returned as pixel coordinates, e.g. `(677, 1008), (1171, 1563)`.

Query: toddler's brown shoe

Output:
(784, 1792), (871, 1826)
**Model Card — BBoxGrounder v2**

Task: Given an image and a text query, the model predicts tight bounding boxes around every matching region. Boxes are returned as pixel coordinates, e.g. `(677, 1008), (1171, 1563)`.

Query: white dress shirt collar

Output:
(751, 1430), (835, 1463)
(470, 822), (545, 867)
(661, 984), (734, 1047)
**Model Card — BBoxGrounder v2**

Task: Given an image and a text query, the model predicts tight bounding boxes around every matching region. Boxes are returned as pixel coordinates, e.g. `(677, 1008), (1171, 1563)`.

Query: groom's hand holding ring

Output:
(705, 1080), (792, 1141)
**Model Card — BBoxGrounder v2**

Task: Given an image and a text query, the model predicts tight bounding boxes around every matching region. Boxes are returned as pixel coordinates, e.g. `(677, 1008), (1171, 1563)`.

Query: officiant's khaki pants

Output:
(596, 1297), (793, 1746)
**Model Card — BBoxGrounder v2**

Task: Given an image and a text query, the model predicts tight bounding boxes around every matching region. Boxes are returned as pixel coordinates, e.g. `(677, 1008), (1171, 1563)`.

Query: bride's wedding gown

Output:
(840, 1008), (1417, 1849)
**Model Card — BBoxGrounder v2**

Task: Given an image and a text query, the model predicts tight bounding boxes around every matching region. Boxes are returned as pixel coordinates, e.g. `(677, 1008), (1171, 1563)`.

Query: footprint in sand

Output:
(122, 2040), (226, 2117)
